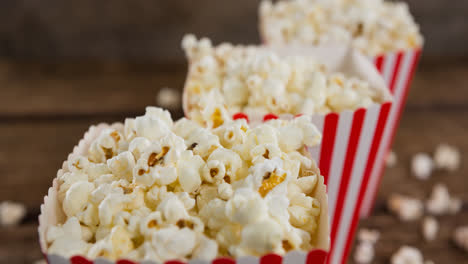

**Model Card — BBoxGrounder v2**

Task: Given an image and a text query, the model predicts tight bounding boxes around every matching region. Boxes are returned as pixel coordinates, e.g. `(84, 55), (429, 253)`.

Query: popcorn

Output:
(453, 226), (468, 252)
(62, 181), (95, 217)
(434, 143), (460, 171)
(391, 246), (424, 264)
(354, 241), (374, 264)
(0, 201), (26, 226)
(45, 107), (325, 261)
(107, 151), (135, 182)
(156, 87), (181, 109)
(183, 35), (386, 121)
(422, 216), (438, 242)
(260, 0), (423, 56)
(411, 153), (433, 180)
(358, 229), (380, 244)
(426, 183), (461, 215)
(354, 228), (380, 264)
(151, 226), (197, 261)
(386, 150), (397, 167)
(388, 194), (423, 221)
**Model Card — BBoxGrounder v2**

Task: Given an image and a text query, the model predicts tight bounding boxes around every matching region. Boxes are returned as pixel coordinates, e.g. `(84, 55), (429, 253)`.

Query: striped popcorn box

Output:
(38, 124), (330, 264)
(359, 48), (422, 218)
(183, 41), (393, 264)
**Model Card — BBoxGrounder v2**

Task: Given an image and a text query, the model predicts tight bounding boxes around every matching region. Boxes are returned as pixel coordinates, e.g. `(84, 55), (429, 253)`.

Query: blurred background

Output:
(0, 0), (467, 263)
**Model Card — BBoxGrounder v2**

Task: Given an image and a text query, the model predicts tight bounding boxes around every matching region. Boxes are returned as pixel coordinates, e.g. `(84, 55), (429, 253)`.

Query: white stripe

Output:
(237, 256), (260, 264)
(284, 251), (307, 264)
(94, 258), (113, 264)
(329, 105), (380, 264)
(310, 115), (325, 163)
(327, 111), (353, 224)
(382, 53), (396, 86)
(48, 255), (70, 264)
(190, 259), (211, 264)
(361, 51), (415, 216)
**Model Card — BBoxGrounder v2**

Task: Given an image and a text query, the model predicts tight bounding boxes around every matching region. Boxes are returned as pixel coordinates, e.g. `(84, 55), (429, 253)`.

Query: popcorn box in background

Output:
(183, 43), (393, 264)
(38, 123), (331, 264)
(258, 0), (423, 219)
(360, 48), (422, 218)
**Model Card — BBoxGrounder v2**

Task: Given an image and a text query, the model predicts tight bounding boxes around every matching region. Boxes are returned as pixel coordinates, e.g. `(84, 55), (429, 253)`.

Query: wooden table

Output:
(0, 60), (467, 263)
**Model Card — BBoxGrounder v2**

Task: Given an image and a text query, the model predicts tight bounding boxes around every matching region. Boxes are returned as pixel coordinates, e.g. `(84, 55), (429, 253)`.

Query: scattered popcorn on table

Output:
(453, 226), (468, 252)
(358, 229), (380, 244)
(0, 201), (26, 226)
(354, 241), (374, 264)
(354, 228), (380, 264)
(411, 153), (433, 180)
(388, 194), (423, 221)
(433, 143), (460, 172)
(422, 216), (438, 242)
(260, 0), (423, 56)
(182, 35), (387, 123)
(386, 150), (397, 167)
(391, 246), (424, 264)
(426, 183), (461, 215)
(156, 87), (181, 110)
(44, 106), (325, 261)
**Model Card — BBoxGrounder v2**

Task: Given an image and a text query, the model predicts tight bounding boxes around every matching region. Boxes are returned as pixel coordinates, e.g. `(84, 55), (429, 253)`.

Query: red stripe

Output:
(365, 50), (422, 215)
(212, 258), (236, 264)
(260, 253), (282, 264)
(340, 102), (392, 263)
(318, 113), (339, 185)
(388, 52), (403, 93)
(307, 249), (329, 264)
(328, 109), (366, 262)
(374, 56), (385, 73)
(70, 256), (93, 264)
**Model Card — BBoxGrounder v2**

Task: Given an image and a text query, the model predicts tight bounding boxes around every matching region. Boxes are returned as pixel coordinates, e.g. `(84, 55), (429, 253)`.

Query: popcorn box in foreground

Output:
(38, 123), (330, 264)
(359, 48), (422, 218)
(183, 44), (393, 264)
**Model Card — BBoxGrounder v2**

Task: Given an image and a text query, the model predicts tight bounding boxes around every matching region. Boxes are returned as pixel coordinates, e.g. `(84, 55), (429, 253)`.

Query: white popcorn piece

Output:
(354, 241), (374, 264)
(225, 188), (269, 225)
(151, 226), (197, 261)
(422, 216), (438, 242)
(386, 150), (397, 167)
(411, 153), (433, 180)
(47, 217), (90, 258)
(62, 181), (95, 217)
(426, 183), (461, 215)
(192, 234), (219, 261)
(358, 229), (380, 244)
(156, 87), (181, 109)
(434, 143), (460, 171)
(177, 150), (204, 193)
(391, 246), (424, 264)
(0, 201), (26, 226)
(453, 226), (468, 252)
(157, 193), (190, 224)
(107, 151), (135, 182)
(388, 194), (423, 221)
(238, 218), (283, 256)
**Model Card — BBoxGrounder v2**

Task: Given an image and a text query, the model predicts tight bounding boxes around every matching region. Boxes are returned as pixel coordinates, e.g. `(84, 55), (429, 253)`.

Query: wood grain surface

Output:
(0, 0), (467, 63)
(0, 61), (467, 263)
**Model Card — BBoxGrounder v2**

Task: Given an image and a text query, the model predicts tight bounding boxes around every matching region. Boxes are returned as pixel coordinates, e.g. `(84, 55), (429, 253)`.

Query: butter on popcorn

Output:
(42, 106), (328, 262)
(260, 0), (423, 56)
(183, 35), (387, 122)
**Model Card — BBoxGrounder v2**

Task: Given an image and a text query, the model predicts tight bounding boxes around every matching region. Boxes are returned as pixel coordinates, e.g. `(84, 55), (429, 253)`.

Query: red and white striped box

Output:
(359, 48), (422, 218)
(183, 45), (393, 264)
(38, 124), (330, 264)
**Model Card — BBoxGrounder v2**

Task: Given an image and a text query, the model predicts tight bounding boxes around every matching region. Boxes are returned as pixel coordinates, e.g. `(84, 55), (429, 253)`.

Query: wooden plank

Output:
(0, 61), (186, 117)
(0, 61), (467, 116)
(0, 224), (43, 263)
(0, 0), (467, 61)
